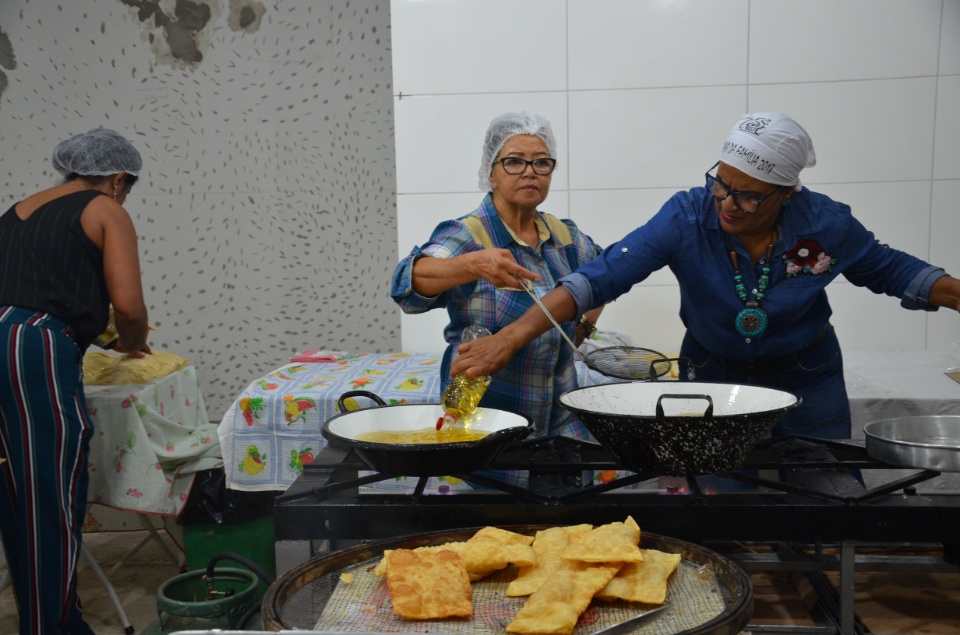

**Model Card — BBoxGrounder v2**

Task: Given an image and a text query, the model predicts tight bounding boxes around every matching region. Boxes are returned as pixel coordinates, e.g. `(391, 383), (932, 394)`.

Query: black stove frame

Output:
(275, 435), (960, 635)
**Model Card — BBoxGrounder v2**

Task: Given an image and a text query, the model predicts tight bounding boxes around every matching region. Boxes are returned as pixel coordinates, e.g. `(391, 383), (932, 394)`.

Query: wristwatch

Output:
(578, 314), (597, 337)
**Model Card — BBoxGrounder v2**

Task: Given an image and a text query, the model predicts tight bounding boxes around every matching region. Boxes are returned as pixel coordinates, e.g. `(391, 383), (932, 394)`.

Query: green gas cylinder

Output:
(141, 567), (259, 634)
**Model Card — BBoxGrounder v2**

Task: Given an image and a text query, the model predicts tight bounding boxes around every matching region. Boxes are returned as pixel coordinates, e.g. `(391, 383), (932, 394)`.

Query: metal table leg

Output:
(840, 541), (856, 635)
(80, 542), (135, 635)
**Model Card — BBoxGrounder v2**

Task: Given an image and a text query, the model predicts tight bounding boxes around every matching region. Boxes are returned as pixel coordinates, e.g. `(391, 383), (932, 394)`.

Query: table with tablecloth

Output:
(218, 352), (444, 492)
(83, 358), (222, 532)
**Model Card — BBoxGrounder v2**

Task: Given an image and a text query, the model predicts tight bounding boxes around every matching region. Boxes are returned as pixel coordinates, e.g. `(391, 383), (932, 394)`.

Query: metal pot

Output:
(320, 390), (532, 477)
(559, 381), (801, 476)
(864, 415), (960, 472)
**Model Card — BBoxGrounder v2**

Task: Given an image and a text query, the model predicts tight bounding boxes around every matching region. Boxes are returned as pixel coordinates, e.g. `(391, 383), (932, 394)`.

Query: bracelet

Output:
(578, 314), (597, 336)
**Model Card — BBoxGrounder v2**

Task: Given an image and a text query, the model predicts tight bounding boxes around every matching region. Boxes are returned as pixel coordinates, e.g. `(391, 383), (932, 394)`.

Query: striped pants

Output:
(0, 306), (95, 635)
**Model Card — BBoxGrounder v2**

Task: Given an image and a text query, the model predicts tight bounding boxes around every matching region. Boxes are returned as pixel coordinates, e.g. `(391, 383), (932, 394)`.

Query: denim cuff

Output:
(900, 265), (947, 311)
(558, 273), (593, 315)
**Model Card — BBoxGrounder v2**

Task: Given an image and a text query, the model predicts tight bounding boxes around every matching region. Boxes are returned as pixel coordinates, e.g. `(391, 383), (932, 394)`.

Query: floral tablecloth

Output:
(83, 364), (222, 531)
(218, 352), (443, 491)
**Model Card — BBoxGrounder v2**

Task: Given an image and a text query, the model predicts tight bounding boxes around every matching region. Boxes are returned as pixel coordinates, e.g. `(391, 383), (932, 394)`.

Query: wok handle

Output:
(337, 390), (387, 412)
(655, 394), (714, 419)
(487, 422), (533, 445)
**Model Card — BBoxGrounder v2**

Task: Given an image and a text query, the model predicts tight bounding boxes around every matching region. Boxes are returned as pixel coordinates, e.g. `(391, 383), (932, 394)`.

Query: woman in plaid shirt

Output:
(391, 112), (603, 439)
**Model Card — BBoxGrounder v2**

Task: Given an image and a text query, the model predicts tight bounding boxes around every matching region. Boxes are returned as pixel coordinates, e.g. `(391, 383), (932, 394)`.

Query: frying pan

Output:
(320, 390), (532, 476)
(864, 415), (960, 471)
(559, 381), (801, 475)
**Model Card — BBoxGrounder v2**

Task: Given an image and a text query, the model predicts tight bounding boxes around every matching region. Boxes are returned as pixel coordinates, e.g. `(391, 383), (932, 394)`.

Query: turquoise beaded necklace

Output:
(729, 239), (775, 341)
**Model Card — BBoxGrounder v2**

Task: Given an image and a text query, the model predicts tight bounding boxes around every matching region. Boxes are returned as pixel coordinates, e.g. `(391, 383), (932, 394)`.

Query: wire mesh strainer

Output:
(515, 275), (677, 381)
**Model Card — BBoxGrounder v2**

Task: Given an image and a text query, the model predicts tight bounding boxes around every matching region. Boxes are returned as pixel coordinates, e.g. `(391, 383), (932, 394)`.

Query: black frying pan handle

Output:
(655, 394), (714, 419)
(485, 423), (533, 445)
(337, 390), (387, 411)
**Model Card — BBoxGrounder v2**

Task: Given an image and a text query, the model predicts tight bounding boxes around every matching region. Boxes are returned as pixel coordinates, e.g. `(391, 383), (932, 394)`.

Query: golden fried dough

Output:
(506, 524), (592, 597)
(472, 526), (535, 546)
(384, 549), (472, 619)
(562, 516), (643, 564)
(375, 528), (535, 581)
(506, 562), (623, 635)
(595, 548), (682, 604)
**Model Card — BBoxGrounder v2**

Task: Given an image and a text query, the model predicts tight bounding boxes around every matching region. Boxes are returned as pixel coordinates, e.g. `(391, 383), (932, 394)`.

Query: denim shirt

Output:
(562, 186), (944, 363)
(391, 194), (602, 436)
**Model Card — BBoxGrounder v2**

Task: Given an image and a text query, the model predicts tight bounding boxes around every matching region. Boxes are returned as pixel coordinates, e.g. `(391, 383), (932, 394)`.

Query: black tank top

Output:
(0, 190), (110, 350)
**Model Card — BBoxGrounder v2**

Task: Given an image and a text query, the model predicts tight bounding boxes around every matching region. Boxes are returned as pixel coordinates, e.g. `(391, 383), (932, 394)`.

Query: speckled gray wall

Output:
(0, 0), (400, 419)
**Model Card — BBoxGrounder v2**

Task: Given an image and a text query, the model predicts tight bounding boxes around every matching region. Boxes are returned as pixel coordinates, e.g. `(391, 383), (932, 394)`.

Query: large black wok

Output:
(320, 390), (532, 477)
(560, 381), (801, 476)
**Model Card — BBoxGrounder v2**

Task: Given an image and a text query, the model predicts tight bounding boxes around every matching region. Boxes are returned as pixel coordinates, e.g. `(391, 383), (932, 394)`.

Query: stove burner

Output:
(288, 434), (938, 505)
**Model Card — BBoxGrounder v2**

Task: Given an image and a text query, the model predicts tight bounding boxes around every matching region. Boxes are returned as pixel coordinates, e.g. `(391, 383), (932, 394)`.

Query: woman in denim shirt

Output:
(452, 112), (960, 441)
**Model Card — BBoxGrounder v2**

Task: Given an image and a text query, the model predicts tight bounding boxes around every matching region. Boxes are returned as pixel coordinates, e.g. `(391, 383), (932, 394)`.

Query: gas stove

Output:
(276, 435), (959, 543)
(274, 435), (960, 634)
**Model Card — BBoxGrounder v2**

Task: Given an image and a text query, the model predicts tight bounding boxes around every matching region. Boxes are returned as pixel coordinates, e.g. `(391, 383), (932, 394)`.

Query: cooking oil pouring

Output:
(437, 325), (492, 429)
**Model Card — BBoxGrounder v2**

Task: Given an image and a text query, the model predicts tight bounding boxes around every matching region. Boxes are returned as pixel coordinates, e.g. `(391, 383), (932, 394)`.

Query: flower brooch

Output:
(782, 239), (837, 278)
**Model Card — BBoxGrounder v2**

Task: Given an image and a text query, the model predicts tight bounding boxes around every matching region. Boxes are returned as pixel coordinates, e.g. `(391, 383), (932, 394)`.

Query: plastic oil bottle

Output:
(438, 325), (492, 428)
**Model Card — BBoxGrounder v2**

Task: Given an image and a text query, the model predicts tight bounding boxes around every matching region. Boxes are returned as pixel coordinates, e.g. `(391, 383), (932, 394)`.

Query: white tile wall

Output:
(567, 0), (750, 90)
(568, 86), (746, 189)
(749, 0), (942, 83)
(391, 0), (959, 356)
(748, 78), (938, 184)
(943, 0), (960, 76)
(935, 75), (960, 180)
(930, 179), (960, 352)
(390, 0), (567, 95)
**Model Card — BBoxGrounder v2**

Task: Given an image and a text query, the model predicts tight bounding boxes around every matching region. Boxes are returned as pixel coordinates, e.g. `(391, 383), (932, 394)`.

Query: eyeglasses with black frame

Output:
(494, 157), (557, 176)
(705, 161), (784, 214)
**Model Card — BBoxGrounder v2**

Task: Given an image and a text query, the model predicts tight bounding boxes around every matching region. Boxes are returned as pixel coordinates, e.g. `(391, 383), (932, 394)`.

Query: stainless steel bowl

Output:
(863, 415), (960, 472)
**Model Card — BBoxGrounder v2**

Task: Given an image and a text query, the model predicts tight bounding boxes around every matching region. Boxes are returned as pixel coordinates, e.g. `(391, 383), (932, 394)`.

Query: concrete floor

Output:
(0, 530), (181, 635)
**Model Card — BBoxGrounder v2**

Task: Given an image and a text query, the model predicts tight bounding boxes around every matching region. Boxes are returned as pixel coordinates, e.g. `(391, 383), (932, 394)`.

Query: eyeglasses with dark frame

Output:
(705, 161), (784, 214)
(494, 157), (557, 176)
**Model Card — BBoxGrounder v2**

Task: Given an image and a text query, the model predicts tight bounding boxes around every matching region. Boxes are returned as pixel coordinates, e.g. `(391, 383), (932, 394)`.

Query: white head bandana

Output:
(720, 112), (816, 191)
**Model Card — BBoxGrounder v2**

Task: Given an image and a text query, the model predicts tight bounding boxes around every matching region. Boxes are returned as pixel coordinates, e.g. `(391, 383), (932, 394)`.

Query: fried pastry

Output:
(506, 524), (592, 597)
(506, 562), (623, 635)
(562, 515), (643, 564)
(384, 549), (472, 619)
(595, 548), (682, 604)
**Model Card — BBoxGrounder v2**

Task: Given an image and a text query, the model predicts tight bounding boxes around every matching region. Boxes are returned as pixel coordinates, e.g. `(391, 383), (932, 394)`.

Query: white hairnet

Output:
(52, 128), (143, 177)
(478, 112), (557, 192)
(720, 112), (816, 191)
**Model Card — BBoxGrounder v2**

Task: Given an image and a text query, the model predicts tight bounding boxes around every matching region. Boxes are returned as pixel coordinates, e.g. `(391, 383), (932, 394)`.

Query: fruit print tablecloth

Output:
(83, 364), (223, 529)
(217, 352), (443, 491)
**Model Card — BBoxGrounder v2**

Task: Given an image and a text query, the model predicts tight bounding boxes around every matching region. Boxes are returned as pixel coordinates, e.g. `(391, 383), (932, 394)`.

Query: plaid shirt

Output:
(392, 194), (602, 437)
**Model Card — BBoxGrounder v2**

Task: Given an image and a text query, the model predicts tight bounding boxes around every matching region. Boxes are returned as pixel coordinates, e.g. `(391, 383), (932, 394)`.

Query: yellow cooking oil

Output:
(440, 324), (493, 424)
(441, 373), (492, 419)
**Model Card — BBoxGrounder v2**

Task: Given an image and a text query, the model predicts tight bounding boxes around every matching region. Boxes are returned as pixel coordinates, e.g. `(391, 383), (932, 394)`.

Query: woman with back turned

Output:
(0, 128), (151, 634)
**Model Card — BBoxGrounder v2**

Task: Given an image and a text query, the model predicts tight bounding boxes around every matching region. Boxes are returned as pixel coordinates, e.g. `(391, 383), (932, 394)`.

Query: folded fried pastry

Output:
(384, 549), (472, 619)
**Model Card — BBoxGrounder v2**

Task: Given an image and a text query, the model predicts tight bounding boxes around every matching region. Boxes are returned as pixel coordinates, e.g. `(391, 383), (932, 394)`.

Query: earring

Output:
(781, 199), (791, 207)
(113, 185), (119, 201)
